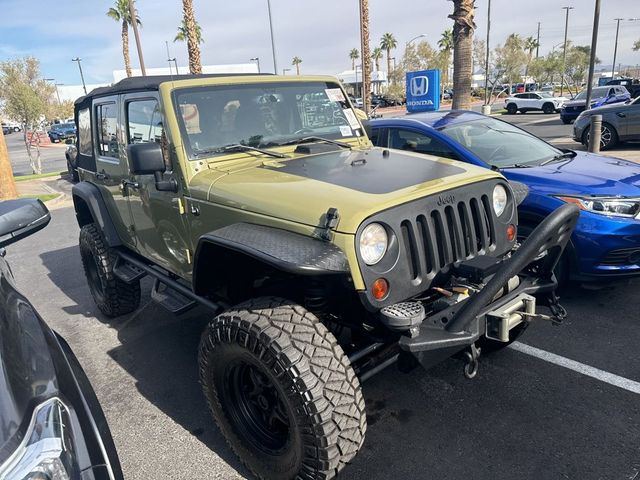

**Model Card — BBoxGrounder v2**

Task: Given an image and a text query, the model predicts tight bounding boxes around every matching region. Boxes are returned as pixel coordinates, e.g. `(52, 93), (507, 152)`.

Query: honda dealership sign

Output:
(406, 69), (440, 113)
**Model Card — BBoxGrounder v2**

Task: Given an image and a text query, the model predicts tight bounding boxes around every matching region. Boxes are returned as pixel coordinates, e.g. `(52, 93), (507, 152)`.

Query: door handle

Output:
(616, 112), (626, 118)
(120, 179), (140, 191)
(96, 172), (109, 181)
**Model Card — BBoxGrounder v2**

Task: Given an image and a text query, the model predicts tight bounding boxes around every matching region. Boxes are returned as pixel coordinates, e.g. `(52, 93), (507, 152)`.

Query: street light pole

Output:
(127, 0), (146, 76)
(266, 0), (278, 74)
(536, 22), (541, 58)
(44, 78), (61, 104)
(585, 0), (601, 112)
(484, 0), (491, 108)
(250, 57), (261, 73)
(72, 58), (87, 95)
(611, 18), (623, 80)
(282, 68), (290, 75)
(406, 34), (428, 47)
(560, 6), (574, 97)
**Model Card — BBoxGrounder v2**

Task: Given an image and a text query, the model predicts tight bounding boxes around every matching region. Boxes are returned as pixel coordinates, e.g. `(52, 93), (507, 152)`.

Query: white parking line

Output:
(509, 342), (640, 395)
(516, 116), (560, 126)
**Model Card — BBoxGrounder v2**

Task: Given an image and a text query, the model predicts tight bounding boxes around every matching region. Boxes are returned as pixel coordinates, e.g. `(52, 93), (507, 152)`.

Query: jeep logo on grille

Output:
(437, 194), (455, 206)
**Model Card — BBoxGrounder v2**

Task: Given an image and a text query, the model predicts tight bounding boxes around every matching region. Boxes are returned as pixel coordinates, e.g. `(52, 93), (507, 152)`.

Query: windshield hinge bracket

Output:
(319, 208), (340, 241)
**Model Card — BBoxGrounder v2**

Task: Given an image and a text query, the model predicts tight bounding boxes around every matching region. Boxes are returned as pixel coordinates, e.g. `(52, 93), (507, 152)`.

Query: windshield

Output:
(575, 88), (609, 100)
(173, 81), (361, 158)
(539, 92), (553, 98)
(54, 123), (74, 130)
(439, 117), (563, 168)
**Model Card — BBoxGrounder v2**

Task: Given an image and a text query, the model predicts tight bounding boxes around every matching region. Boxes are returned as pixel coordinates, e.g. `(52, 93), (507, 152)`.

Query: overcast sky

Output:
(0, 0), (638, 85)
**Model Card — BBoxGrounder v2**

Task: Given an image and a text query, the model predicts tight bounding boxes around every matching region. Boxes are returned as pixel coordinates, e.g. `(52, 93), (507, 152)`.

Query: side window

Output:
(96, 103), (118, 159)
(127, 99), (163, 144)
(369, 128), (382, 147)
(78, 108), (92, 156)
(388, 129), (460, 160)
(609, 88), (615, 97)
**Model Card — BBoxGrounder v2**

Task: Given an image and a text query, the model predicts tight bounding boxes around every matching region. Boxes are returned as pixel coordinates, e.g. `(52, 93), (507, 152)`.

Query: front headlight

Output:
(359, 223), (388, 265)
(492, 185), (508, 216)
(0, 398), (79, 480)
(556, 195), (640, 218)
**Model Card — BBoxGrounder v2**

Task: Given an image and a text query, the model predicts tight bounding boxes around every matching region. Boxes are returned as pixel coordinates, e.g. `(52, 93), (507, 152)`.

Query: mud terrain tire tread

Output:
(198, 297), (366, 480)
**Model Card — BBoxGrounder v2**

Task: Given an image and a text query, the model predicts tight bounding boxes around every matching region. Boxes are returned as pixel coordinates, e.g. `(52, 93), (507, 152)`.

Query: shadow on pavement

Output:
(39, 245), (249, 477)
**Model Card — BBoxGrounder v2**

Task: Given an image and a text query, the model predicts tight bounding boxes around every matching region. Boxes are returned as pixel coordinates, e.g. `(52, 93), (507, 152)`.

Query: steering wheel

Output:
(293, 127), (314, 135)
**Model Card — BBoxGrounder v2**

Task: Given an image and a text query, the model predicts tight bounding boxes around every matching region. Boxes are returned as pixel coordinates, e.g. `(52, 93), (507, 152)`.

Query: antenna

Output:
(165, 41), (174, 79)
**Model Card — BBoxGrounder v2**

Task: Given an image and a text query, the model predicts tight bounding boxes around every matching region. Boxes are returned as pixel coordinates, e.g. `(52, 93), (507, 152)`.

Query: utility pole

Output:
(483, 0), (492, 110)
(128, 0), (146, 76)
(72, 58), (87, 95)
(250, 57), (261, 73)
(536, 22), (541, 58)
(611, 18), (623, 80)
(585, 0), (601, 111)
(266, 0), (278, 74)
(560, 6), (574, 97)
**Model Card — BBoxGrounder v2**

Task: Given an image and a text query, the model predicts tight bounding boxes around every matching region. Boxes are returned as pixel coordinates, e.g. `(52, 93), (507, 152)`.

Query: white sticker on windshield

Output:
(343, 109), (361, 130)
(339, 125), (352, 137)
(325, 88), (346, 102)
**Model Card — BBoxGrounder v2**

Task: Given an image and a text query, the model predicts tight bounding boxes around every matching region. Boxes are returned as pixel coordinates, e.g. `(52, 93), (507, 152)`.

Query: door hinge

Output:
(177, 198), (186, 215)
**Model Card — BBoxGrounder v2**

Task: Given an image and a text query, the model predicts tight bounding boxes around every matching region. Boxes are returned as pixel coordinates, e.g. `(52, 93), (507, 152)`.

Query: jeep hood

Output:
(191, 147), (500, 234)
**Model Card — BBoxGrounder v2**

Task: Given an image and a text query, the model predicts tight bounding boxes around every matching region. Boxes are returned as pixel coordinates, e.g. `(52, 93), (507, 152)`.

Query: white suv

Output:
(504, 91), (567, 114)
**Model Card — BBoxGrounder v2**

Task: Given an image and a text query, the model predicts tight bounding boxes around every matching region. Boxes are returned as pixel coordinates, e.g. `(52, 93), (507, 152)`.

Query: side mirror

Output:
(65, 138), (74, 145)
(0, 199), (50, 248)
(128, 142), (166, 175)
(127, 142), (178, 193)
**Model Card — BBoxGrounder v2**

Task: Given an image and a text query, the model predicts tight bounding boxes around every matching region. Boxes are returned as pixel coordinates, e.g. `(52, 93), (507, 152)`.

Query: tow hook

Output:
(463, 343), (481, 379)
(547, 292), (568, 324)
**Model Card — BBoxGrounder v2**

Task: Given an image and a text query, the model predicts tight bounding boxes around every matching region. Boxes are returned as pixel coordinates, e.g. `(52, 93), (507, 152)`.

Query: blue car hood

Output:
(503, 152), (640, 197)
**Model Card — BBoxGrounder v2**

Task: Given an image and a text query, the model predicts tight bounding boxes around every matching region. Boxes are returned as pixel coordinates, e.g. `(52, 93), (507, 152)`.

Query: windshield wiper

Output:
(501, 163), (533, 169)
(539, 150), (576, 166)
(277, 136), (352, 149)
(194, 144), (286, 159)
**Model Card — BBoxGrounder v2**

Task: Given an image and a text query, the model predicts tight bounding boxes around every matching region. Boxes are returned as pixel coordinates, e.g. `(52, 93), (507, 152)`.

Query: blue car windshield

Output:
(438, 117), (563, 168)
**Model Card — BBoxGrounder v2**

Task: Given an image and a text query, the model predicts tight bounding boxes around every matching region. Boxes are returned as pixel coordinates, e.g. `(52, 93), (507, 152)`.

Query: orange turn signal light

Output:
(371, 278), (389, 300)
(507, 224), (517, 242)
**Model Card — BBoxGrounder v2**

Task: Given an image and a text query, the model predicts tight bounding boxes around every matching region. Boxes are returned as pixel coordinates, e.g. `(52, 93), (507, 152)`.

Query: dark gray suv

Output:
(573, 95), (640, 150)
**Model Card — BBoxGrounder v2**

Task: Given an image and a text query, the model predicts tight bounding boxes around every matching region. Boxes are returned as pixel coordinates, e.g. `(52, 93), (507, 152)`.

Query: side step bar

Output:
(114, 249), (223, 315)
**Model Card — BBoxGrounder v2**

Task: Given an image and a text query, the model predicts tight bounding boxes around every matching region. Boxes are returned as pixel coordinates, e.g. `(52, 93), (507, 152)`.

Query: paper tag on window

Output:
(343, 109), (360, 130)
(339, 125), (352, 137)
(325, 88), (346, 102)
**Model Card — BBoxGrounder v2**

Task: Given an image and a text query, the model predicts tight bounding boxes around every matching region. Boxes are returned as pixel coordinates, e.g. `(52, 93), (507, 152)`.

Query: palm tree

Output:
(380, 32), (397, 80)
(449, 0), (476, 110)
(292, 56), (302, 75)
(181, 0), (202, 74)
(371, 47), (383, 71)
(174, 18), (203, 44)
(349, 48), (360, 70)
(524, 36), (540, 82)
(359, 0), (372, 113)
(438, 29), (453, 87)
(106, 0), (142, 78)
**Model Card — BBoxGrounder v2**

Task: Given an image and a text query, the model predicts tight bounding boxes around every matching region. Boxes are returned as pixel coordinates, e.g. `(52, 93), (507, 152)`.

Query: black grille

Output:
(400, 195), (495, 281)
(600, 248), (640, 266)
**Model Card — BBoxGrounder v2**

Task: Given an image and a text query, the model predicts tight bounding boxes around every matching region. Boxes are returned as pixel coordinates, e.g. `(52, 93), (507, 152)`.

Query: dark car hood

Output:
(563, 98), (599, 108)
(0, 258), (57, 462)
(502, 151), (640, 197)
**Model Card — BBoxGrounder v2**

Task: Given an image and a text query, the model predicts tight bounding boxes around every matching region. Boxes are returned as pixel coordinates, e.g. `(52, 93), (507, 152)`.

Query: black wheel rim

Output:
(600, 126), (611, 148)
(225, 359), (291, 455)
(84, 251), (106, 303)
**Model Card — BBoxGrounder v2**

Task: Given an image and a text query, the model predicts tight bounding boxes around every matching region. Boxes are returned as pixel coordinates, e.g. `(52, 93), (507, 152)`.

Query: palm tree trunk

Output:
(386, 50), (391, 85)
(122, 21), (132, 78)
(296, 64), (300, 75)
(183, 0), (202, 74)
(360, 0), (372, 113)
(450, 0), (476, 110)
(0, 130), (17, 200)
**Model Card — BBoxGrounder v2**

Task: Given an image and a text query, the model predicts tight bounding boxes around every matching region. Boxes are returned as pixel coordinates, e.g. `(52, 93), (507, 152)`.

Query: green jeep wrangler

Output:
(71, 74), (578, 479)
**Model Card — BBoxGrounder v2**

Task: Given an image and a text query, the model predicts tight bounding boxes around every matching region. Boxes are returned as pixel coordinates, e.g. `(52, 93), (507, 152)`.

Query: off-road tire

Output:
(199, 297), (366, 480)
(542, 102), (555, 114)
(506, 103), (518, 115)
(79, 223), (140, 317)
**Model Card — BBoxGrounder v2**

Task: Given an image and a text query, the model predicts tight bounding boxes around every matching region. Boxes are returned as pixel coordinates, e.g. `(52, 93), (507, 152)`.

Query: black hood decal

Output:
(261, 147), (465, 194)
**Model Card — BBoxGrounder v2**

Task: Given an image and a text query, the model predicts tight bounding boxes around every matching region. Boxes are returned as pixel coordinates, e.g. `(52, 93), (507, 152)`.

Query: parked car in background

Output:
(573, 95), (640, 150)
(560, 86), (631, 124)
(47, 122), (76, 143)
(371, 94), (401, 107)
(605, 78), (640, 99)
(1, 125), (11, 136)
(1, 122), (21, 133)
(504, 91), (568, 114)
(442, 88), (454, 100)
(370, 111), (640, 283)
(0, 198), (123, 480)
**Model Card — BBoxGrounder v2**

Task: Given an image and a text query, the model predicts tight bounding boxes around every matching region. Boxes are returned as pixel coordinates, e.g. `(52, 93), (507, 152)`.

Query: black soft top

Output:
(73, 73), (267, 106)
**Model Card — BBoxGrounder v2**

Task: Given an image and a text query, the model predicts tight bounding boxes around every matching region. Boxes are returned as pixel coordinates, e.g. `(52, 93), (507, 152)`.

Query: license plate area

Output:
(485, 293), (536, 342)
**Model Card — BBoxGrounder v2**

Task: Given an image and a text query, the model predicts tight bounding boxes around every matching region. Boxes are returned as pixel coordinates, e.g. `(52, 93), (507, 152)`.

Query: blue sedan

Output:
(369, 111), (640, 283)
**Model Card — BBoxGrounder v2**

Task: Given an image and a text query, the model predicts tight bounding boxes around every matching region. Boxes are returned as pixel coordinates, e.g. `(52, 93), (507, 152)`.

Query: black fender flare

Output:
(71, 182), (122, 247)
(192, 223), (349, 296)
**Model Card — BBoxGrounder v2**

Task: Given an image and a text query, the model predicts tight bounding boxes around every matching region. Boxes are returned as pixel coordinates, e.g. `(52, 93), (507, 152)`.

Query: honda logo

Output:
(410, 76), (429, 97)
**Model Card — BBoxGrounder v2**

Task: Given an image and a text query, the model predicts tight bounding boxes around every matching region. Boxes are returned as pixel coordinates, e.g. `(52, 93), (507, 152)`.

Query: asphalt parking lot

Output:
(4, 131), (67, 176)
(4, 114), (640, 479)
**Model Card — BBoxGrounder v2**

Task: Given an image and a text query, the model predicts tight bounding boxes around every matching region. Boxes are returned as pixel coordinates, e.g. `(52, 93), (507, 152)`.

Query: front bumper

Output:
(394, 204), (580, 369)
(560, 109), (582, 122)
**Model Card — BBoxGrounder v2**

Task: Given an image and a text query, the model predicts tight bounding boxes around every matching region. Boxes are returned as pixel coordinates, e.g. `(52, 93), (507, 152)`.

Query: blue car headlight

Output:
(555, 195), (640, 218)
(0, 398), (81, 480)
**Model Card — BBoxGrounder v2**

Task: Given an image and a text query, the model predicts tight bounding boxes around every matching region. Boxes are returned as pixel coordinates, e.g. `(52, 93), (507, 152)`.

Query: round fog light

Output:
(371, 278), (389, 300)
